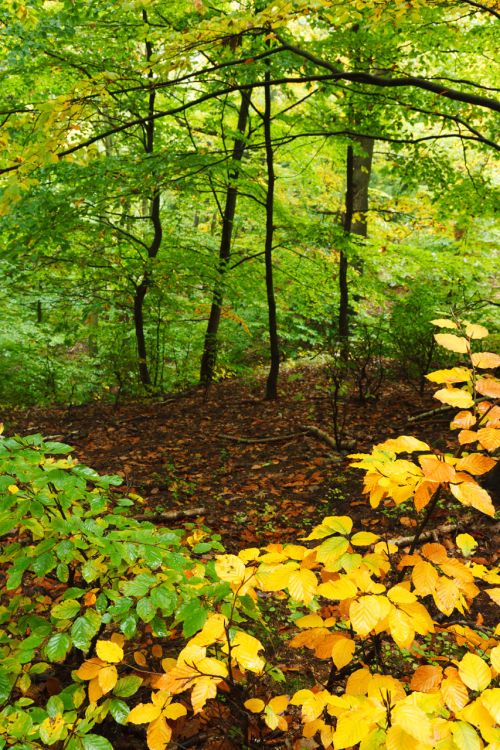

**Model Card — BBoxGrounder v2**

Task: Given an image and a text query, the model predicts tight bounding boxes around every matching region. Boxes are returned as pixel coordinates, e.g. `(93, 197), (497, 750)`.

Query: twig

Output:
(407, 406), (453, 423)
(134, 506), (205, 522)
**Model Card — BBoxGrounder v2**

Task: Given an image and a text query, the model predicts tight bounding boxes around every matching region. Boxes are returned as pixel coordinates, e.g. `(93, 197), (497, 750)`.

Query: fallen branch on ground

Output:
(218, 431), (307, 444)
(134, 506), (206, 522)
(407, 405), (453, 423)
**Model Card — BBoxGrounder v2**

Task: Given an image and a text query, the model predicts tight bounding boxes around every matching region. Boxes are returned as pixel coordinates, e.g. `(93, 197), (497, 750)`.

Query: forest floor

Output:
(4, 364), (498, 555)
(2, 364), (499, 750)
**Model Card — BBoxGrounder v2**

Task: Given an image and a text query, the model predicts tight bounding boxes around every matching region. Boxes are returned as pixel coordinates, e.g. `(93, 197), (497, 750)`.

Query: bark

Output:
(133, 11), (163, 387)
(263, 64), (279, 400)
(338, 136), (374, 342)
(200, 90), (251, 385)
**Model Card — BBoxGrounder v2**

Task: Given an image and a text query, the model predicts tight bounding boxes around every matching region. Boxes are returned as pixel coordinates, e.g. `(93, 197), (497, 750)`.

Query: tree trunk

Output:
(338, 136), (374, 342)
(263, 65), (279, 400)
(200, 90), (251, 386)
(133, 10), (163, 387)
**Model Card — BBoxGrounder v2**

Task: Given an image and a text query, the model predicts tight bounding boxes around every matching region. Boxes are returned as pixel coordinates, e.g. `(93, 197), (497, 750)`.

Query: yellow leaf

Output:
(456, 454), (497, 476)
(97, 665), (118, 694)
(283, 544), (309, 560)
(441, 667), (469, 712)
(345, 668), (371, 696)
(434, 387), (474, 408)
(334, 712), (373, 749)
(490, 646), (500, 673)
(392, 701), (431, 743)
(433, 577), (460, 616)
(471, 352), (500, 369)
(431, 319), (458, 329)
(191, 675), (218, 714)
(349, 595), (384, 636)
(287, 569), (318, 604)
(386, 725), (418, 750)
(450, 481), (495, 516)
(398, 602), (434, 636)
(389, 608), (415, 650)
(331, 637), (355, 670)
(378, 435), (431, 453)
(226, 632), (265, 673)
(257, 564), (294, 592)
(76, 659), (104, 681)
(451, 720), (482, 750)
(245, 698), (265, 713)
(426, 367), (471, 384)
(410, 665), (443, 693)
(7, 485), (19, 494)
(465, 323), (489, 339)
(128, 702), (162, 724)
(458, 653), (491, 692)
(268, 694), (289, 715)
(434, 333), (469, 354)
(351, 531), (379, 546)
(456, 533), (478, 557)
(215, 554), (246, 583)
(238, 547), (260, 562)
(295, 614), (325, 629)
(163, 702), (187, 721)
(146, 716), (171, 750)
(317, 577), (358, 600)
(291, 689), (328, 723)
(195, 656), (228, 679)
(481, 688), (500, 723)
(96, 640), (124, 664)
(303, 515), (353, 540)
(387, 585), (417, 605)
(191, 613), (228, 647)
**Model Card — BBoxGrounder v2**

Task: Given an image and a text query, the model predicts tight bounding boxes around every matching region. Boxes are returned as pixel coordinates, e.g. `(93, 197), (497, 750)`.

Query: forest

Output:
(0, 1), (499, 749)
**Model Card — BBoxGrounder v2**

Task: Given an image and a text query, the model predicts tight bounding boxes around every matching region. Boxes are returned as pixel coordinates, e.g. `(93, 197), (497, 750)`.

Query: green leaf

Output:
(71, 611), (101, 651)
(44, 633), (72, 662)
(136, 597), (156, 623)
(121, 573), (157, 597)
(51, 599), (81, 620)
(113, 675), (142, 698)
(120, 614), (137, 639)
(109, 698), (129, 724)
(178, 600), (208, 638)
(82, 735), (114, 750)
(150, 585), (177, 615)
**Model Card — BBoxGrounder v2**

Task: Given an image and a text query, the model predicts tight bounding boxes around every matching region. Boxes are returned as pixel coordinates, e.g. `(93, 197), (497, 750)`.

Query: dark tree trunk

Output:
(200, 90), (251, 386)
(133, 11), (163, 387)
(338, 136), (374, 342)
(263, 65), (279, 400)
(134, 278), (150, 386)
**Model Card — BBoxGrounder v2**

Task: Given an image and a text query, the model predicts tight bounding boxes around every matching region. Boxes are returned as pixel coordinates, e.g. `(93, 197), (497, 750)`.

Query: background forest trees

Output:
(0, 0), (498, 404)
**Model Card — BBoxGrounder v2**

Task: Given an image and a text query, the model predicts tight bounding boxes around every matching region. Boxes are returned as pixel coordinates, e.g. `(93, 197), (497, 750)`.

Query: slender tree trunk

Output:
(133, 10), (163, 387)
(200, 90), (251, 385)
(263, 64), (279, 400)
(338, 136), (374, 342)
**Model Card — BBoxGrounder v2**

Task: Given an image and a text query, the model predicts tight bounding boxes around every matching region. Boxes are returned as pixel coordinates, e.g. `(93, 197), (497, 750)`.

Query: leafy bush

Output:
(0, 319), (498, 750)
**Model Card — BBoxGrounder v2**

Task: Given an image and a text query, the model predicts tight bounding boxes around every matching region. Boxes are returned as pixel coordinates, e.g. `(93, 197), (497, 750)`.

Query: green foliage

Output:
(0, 327), (498, 749)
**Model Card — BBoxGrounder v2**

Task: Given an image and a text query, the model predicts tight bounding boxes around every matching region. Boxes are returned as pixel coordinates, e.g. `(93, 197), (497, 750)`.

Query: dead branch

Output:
(134, 506), (205, 522)
(407, 405), (453, 423)
(218, 431), (307, 444)
(299, 424), (342, 452)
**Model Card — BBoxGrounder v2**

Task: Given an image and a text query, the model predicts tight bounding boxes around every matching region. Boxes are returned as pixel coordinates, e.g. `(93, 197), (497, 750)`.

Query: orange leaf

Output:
(419, 455), (455, 483)
(450, 481), (495, 516)
(450, 411), (476, 430)
(471, 352), (500, 369)
(476, 377), (500, 399)
(410, 665), (443, 693)
(422, 543), (448, 564)
(455, 454), (496, 476)
(458, 429), (478, 445)
(477, 427), (500, 452)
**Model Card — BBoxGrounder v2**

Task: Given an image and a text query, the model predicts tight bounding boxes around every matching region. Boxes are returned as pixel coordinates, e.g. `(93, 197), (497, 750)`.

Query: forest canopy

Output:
(0, 0), (498, 401)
